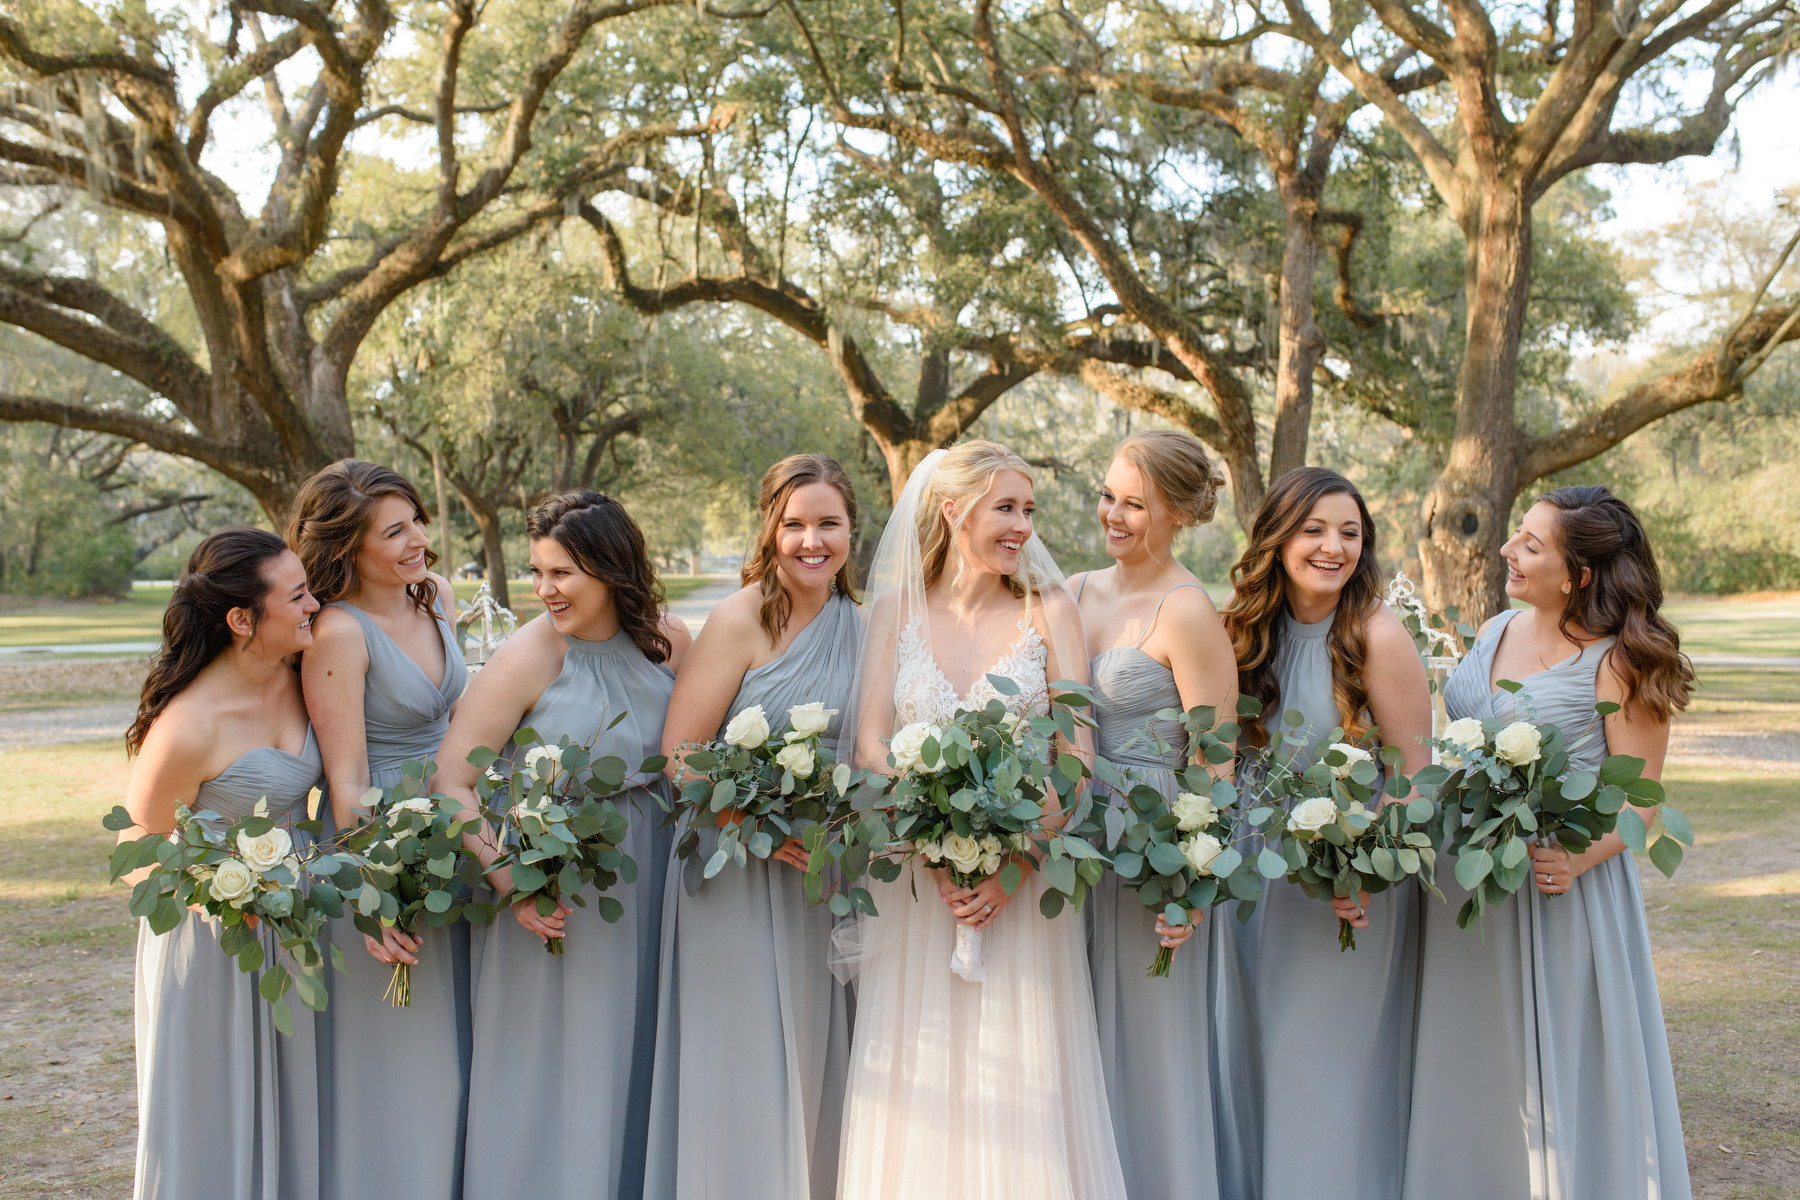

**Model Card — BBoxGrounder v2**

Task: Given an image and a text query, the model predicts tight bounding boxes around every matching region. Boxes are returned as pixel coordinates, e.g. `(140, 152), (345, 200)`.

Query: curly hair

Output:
(286, 460), (438, 615)
(528, 491), (671, 663)
(1221, 467), (1382, 749)
(1538, 484), (1694, 721)
(742, 454), (860, 644)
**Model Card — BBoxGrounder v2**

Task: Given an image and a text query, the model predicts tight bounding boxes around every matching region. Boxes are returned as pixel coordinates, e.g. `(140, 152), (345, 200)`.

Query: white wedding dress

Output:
(836, 616), (1128, 1200)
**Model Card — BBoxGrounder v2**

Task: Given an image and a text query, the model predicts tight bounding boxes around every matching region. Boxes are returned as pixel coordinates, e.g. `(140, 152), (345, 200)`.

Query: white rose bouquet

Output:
(476, 727), (665, 955)
(1096, 696), (1270, 976)
(664, 702), (870, 910)
(1414, 683), (1692, 929)
(105, 798), (331, 1035)
(320, 759), (496, 1006)
(843, 677), (1108, 983)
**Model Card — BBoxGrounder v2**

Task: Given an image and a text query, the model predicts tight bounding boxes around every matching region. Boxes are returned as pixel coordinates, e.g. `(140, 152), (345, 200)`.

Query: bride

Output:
(837, 440), (1127, 1199)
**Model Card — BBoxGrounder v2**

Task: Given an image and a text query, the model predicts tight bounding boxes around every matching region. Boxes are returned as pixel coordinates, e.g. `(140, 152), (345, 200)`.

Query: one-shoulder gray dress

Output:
(1214, 610), (1420, 1199)
(1403, 609), (1689, 1200)
(642, 591), (861, 1200)
(462, 625), (675, 1200)
(1085, 583), (1224, 1200)
(133, 729), (325, 1200)
(318, 598), (471, 1200)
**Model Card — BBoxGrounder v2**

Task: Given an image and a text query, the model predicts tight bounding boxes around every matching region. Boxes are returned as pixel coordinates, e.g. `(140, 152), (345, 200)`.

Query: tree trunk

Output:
(1268, 186), (1325, 483)
(430, 448), (455, 574)
(1419, 185), (1533, 623)
(461, 493), (511, 610)
(877, 437), (944, 505)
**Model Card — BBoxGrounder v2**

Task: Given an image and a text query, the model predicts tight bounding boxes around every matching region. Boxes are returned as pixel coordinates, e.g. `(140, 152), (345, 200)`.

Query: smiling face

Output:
(233, 549), (319, 655)
(950, 468), (1035, 580)
(1098, 454), (1178, 565)
(1278, 492), (1364, 608)
(774, 482), (852, 597)
(1501, 501), (1576, 610)
(353, 494), (431, 593)
(530, 536), (615, 638)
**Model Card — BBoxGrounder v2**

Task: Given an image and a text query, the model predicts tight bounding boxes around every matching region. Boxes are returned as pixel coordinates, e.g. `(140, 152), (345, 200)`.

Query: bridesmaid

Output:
(289, 461), (470, 1200)
(123, 529), (324, 1199)
(643, 454), (862, 1200)
(1216, 467), (1430, 1198)
(1404, 485), (1692, 1199)
(1068, 431), (1237, 1200)
(433, 491), (690, 1200)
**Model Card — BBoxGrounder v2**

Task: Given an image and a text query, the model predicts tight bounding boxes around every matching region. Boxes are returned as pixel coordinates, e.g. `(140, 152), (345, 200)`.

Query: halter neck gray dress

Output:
(317, 598), (470, 1200)
(1403, 610), (1689, 1200)
(1214, 610), (1420, 1199)
(642, 591), (861, 1200)
(1083, 582), (1224, 1200)
(461, 623), (675, 1200)
(133, 728), (325, 1200)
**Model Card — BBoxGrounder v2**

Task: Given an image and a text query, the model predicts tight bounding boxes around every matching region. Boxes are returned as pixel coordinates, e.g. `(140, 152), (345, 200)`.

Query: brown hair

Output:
(742, 454), (860, 643)
(286, 460), (438, 615)
(916, 439), (1038, 598)
(528, 491), (672, 663)
(1221, 467), (1382, 748)
(1539, 484), (1694, 721)
(127, 528), (293, 756)
(1116, 430), (1226, 527)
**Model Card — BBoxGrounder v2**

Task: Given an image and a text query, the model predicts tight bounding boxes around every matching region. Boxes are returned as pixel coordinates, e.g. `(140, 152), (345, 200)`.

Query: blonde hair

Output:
(1116, 430), (1226, 527)
(915, 439), (1036, 598)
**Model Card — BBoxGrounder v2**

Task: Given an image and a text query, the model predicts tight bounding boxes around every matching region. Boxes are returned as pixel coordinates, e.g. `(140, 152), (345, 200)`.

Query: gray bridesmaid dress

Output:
(462, 625), (675, 1200)
(1403, 610), (1690, 1200)
(1214, 610), (1420, 1199)
(642, 591), (860, 1200)
(318, 598), (471, 1200)
(133, 730), (326, 1200)
(1084, 583), (1223, 1200)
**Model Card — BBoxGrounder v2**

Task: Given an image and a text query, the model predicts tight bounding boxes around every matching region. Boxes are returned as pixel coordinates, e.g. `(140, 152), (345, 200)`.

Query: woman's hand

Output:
(943, 859), (1032, 930)
(1331, 889), (1372, 929)
(361, 925), (422, 966)
(1531, 841), (1575, 895)
(772, 838), (810, 870)
(511, 895), (570, 944)
(1155, 909), (1202, 951)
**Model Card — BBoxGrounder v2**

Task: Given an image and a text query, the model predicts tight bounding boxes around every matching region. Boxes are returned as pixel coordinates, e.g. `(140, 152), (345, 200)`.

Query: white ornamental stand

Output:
(1384, 570), (1465, 742)
(456, 581), (517, 673)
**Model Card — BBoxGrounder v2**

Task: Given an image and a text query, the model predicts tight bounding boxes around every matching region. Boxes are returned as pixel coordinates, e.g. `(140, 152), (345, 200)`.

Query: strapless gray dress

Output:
(1214, 611), (1420, 1199)
(1085, 591), (1225, 1200)
(317, 598), (471, 1200)
(642, 591), (861, 1200)
(133, 728), (325, 1200)
(461, 625), (675, 1200)
(1403, 609), (1689, 1199)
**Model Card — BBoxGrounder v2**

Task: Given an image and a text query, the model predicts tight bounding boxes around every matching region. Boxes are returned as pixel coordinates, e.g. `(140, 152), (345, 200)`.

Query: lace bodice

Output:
(894, 616), (1049, 726)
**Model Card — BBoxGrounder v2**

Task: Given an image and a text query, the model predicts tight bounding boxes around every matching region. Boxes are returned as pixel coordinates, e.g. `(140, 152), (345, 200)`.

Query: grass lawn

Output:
(0, 574), (721, 650)
(1664, 594), (1800, 659)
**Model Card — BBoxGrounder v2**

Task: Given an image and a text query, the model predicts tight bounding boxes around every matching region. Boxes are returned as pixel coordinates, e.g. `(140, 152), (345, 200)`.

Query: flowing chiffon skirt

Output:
(836, 862), (1127, 1200)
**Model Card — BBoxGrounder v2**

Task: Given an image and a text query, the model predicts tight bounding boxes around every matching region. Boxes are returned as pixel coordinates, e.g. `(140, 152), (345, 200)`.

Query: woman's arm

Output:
(119, 707), (213, 885)
(300, 606), (374, 829)
(660, 592), (757, 778)
(852, 597), (901, 776)
(1363, 605), (1433, 782)
(661, 614), (694, 674)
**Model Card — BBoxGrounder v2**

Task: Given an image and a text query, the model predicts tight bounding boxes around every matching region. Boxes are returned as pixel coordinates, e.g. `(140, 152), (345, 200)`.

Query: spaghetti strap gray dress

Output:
(1085, 582), (1223, 1200)
(317, 598), (470, 1200)
(133, 729), (326, 1200)
(1214, 610), (1420, 1199)
(642, 591), (861, 1200)
(1403, 609), (1690, 1200)
(462, 625), (675, 1200)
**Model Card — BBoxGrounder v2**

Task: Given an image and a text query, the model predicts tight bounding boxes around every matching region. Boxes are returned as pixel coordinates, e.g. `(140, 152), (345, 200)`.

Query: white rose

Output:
(210, 858), (256, 904)
(525, 744), (560, 778)
(390, 796), (435, 816)
(774, 742), (816, 779)
(1325, 742), (1374, 780)
(786, 702), (835, 739)
(1440, 717), (1487, 768)
(1494, 721), (1542, 767)
(236, 826), (293, 872)
(1181, 831), (1225, 875)
(888, 722), (939, 773)
(1171, 791), (1218, 832)
(1287, 796), (1339, 834)
(999, 711), (1027, 745)
(723, 705), (772, 749)
(980, 849), (1003, 875)
(941, 834), (985, 874)
(915, 839), (942, 862)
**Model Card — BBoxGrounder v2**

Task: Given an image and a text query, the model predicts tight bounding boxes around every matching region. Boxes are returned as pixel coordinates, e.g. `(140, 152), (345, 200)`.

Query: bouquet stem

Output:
(384, 962), (412, 1007)
(949, 923), (985, 983)
(545, 935), (565, 956)
(1337, 917), (1356, 953)
(1147, 945), (1174, 978)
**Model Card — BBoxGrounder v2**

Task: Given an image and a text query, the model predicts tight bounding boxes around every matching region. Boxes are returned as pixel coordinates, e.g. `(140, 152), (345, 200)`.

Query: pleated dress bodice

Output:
(1404, 609), (1689, 1200)
(134, 727), (324, 1200)
(1092, 646), (1188, 775)
(334, 597), (466, 786)
(645, 590), (862, 1200)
